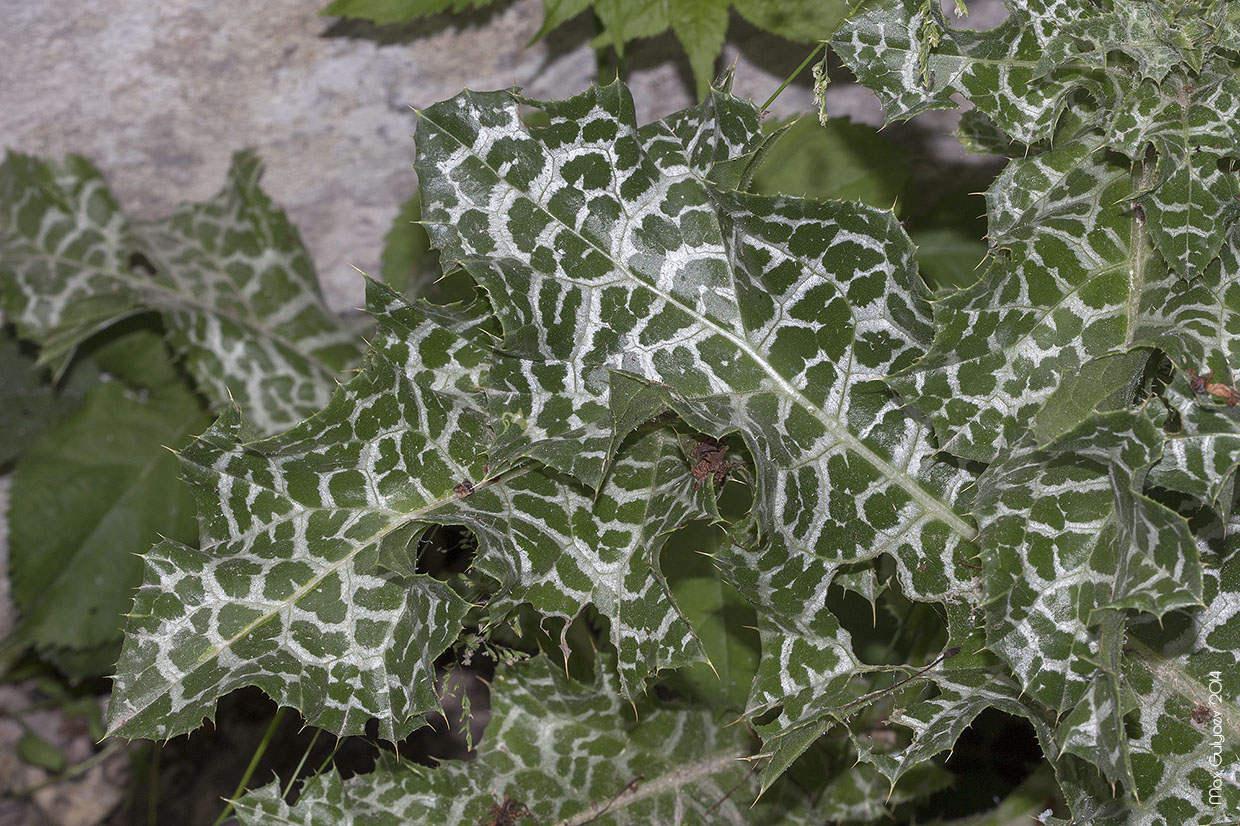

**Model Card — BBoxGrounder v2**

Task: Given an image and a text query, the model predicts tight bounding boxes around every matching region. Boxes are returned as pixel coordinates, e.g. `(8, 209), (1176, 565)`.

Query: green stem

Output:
(762, 43), (824, 112)
(213, 706), (286, 826)
(283, 727), (321, 800)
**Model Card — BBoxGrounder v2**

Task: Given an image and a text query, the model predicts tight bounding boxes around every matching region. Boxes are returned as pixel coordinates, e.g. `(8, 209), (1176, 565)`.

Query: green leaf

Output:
(17, 732), (68, 773)
(975, 410), (1202, 715)
(662, 520), (761, 712)
(0, 329), (71, 467)
(670, 0), (730, 100)
(233, 655), (767, 825)
(0, 150), (359, 435)
(379, 191), (435, 297)
(749, 117), (911, 209)
(415, 82), (981, 757)
(320, 0), (498, 25)
(732, 0), (849, 43)
(590, 0), (672, 54)
(324, 0), (846, 103)
(533, 0), (593, 41)
(908, 227), (988, 291)
(9, 335), (207, 677)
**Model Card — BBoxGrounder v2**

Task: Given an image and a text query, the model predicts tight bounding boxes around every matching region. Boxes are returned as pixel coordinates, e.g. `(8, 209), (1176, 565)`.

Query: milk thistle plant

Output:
(3, 0), (1239, 823)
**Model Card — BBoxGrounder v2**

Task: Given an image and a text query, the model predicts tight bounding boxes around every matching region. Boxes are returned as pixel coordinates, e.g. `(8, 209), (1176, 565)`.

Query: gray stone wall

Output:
(1, 0), (1005, 313)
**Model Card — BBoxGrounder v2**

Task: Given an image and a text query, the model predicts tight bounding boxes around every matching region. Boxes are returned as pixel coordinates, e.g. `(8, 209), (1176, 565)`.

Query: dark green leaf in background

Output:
(0, 329), (89, 468)
(322, 0), (848, 99)
(0, 150), (359, 436)
(9, 330), (208, 677)
(320, 0), (499, 26)
(750, 116), (911, 208)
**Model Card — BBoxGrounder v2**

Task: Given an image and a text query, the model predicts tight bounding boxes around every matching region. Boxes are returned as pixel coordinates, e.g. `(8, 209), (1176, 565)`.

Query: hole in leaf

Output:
(939, 0), (1010, 31)
(505, 608), (598, 685)
(827, 555), (948, 666)
(415, 525), (477, 582)
(653, 683), (680, 702)
(124, 687), (383, 823)
(751, 706), (782, 728)
(659, 519), (760, 712)
(517, 103), (550, 130)
(927, 708), (1043, 818)
(389, 650), (495, 764)
(127, 250), (157, 276)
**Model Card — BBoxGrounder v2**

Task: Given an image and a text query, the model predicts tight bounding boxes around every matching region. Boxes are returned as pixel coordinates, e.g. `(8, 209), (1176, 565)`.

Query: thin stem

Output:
(213, 707), (287, 826)
(282, 727), (322, 800)
(762, 43), (824, 112)
(839, 647), (961, 714)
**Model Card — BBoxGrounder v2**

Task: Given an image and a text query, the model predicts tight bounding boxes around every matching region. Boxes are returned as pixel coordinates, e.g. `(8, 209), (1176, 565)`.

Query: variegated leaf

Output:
(975, 410), (1202, 717)
(1105, 69), (1240, 163)
(1119, 509), (1240, 824)
(852, 665), (1052, 789)
(108, 280), (717, 738)
(1136, 232), (1240, 386)
(232, 655), (771, 826)
(1149, 381), (1240, 514)
(830, 0), (1093, 145)
(1034, 3), (1197, 83)
(890, 144), (1153, 461)
(0, 150), (358, 435)
(414, 81), (981, 743)
(833, 0), (1240, 286)
(1103, 66), (1240, 280)
(1139, 146), (1240, 281)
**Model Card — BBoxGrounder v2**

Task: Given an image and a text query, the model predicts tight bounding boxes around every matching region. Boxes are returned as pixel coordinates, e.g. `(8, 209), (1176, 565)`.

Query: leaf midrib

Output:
(555, 746), (750, 826)
(111, 449), (522, 738)
(14, 247), (343, 386)
(417, 106), (975, 541)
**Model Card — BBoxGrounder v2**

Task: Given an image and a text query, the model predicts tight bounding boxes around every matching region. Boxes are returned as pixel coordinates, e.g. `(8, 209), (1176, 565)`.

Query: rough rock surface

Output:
(1, 0), (1006, 313)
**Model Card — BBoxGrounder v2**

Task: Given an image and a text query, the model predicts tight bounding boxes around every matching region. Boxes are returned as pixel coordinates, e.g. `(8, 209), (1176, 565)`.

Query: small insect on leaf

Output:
(453, 479), (475, 498)
(688, 441), (731, 489)
(480, 795), (530, 826)
(1191, 703), (1213, 725)
(1186, 369), (1240, 405)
